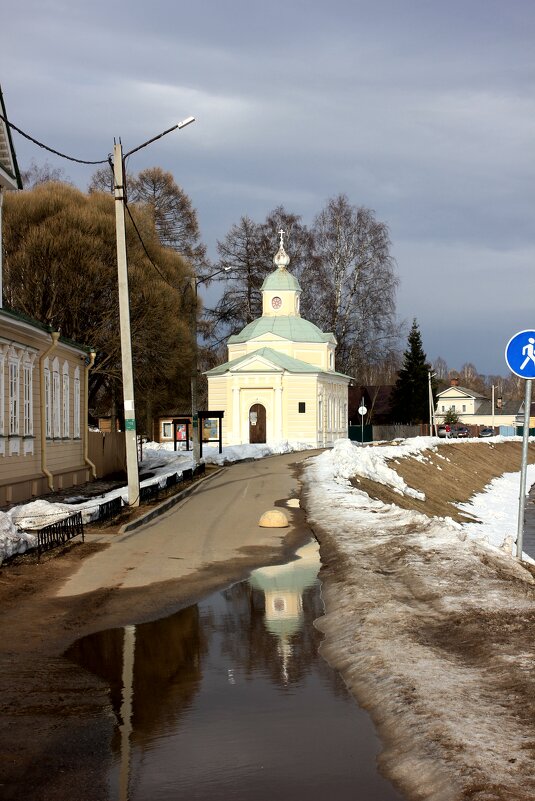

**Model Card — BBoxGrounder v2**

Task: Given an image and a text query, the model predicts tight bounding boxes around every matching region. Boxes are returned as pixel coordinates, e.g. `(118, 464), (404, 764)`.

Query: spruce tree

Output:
(391, 319), (436, 424)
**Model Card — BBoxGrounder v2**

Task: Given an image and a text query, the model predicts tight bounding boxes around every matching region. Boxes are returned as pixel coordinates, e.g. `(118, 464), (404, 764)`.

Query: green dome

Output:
(261, 269), (301, 292)
(228, 315), (335, 344)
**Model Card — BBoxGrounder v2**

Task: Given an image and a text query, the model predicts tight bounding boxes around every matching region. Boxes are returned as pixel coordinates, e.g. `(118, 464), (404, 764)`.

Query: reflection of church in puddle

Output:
(248, 540), (320, 683)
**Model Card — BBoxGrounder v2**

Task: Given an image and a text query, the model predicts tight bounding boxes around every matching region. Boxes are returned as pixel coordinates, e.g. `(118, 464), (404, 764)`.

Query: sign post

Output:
(505, 330), (535, 559)
(358, 403), (367, 444)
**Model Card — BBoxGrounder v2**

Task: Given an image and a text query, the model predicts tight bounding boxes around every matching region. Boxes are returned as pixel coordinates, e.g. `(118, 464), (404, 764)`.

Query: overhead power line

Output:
(0, 112), (109, 165)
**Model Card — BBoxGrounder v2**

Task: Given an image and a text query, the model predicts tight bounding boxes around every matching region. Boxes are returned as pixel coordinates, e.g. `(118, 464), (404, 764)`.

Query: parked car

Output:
(437, 424), (451, 438)
(451, 425), (470, 438)
(479, 427), (495, 438)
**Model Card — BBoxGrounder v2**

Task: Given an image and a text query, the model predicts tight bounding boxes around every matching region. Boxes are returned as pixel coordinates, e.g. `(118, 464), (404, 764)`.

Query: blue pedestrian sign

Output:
(505, 329), (535, 378)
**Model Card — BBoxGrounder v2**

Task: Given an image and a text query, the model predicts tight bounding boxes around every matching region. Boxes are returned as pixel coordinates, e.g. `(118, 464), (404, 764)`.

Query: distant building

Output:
(205, 233), (351, 447)
(435, 377), (518, 428)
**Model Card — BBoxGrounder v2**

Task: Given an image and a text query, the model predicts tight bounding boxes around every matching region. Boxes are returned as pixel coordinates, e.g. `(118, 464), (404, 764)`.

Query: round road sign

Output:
(505, 329), (535, 379)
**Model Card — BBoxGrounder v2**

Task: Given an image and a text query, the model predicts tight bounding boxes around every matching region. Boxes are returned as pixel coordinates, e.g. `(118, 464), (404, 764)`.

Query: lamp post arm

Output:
(124, 117), (195, 159)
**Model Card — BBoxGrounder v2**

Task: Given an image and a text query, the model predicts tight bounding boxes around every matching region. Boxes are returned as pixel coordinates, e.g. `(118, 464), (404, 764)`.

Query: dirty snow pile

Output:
(0, 440), (316, 562)
(302, 438), (535, 800)
(0, 513), (36, 566)
(308, 436), (535, 558)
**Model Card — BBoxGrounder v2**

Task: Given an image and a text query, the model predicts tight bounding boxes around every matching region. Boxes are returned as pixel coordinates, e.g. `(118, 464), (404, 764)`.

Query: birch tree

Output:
(309, 195), (399, 376)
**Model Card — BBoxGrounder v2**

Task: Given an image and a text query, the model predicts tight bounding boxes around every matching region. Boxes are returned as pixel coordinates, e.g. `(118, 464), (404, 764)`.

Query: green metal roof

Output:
(228, 315), (336, 345)
(261, 268), (301, 292)
(0, 306), (92, 353)
(205, 346), (351, 379)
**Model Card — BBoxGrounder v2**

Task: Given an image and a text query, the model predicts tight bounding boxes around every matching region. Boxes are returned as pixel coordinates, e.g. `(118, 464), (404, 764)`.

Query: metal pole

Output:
(190, 278), (200, 466)
(113, 142), (140, 506)
(516, 378), (532, 559)
(428, 371), (433, 436)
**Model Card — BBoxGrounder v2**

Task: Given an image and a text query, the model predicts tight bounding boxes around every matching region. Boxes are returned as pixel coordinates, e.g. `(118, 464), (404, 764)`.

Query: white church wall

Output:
(283, 375), (318, 443)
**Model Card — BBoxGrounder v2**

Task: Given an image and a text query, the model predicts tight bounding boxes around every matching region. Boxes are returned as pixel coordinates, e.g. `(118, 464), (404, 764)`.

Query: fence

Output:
(97, 496), (123, 522)
(88, 431), (126, 479)
(30, 463), (208, 556)
(138, 463), (206, 505)
(36, 511), (84, 557)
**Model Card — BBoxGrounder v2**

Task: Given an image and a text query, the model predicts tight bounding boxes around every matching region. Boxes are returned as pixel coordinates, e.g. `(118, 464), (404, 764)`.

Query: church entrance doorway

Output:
(249, 404), (266, 444)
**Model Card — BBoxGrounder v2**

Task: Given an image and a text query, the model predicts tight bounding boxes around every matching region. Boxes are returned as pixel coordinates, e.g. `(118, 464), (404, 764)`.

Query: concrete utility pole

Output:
(113, 141), (140, 507)
(112, 116), (195, 504)
(191, 277), (200, 466)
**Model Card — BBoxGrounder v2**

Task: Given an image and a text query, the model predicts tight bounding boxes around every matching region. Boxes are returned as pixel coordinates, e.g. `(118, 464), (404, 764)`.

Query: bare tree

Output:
(209, 216), (267, 332)
(128, 167), (209, 277)
(88, 165), (115, 194)
(459, 362), (486, 393)
(20, 160), (69, 188)
(433, 356), (449, 382)
(310, 195), (399, 377)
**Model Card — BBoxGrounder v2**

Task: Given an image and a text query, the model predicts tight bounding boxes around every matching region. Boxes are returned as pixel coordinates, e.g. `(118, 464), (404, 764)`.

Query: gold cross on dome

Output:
(278, 228), (286, 248)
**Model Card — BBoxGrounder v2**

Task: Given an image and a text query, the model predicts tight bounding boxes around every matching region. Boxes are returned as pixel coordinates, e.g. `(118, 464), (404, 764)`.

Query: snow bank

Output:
(302, 437), (535, 800)
(316, 437), (535, 557)
(0, 512), (37, 566)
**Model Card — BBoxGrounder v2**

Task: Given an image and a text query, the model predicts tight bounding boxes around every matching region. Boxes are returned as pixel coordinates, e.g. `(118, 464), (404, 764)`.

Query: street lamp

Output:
(113, 117), (195, 506)
(190, 266), (231, 466)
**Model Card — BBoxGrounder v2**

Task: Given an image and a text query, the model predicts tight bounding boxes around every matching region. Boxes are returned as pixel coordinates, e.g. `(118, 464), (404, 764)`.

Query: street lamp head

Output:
(177, 116), (195, 129)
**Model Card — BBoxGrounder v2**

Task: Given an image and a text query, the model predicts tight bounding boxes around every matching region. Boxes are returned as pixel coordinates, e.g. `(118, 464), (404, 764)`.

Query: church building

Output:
(205, 232), (351, 447)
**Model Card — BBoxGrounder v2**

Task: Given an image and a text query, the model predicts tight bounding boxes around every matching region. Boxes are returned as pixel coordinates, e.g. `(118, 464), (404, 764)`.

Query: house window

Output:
(44, 359), (52, 438)
(441, 405), (445, 412)
(62, 362), (70, 438)
(23, 363), (33, 436)
(298, 402), (306, 414)
(462, 404), (466, 413)
(52, 357), (61, 438)
(8, 358), (20, 436)
(162, 422), (172, 438)
(73, 368), (80, 438)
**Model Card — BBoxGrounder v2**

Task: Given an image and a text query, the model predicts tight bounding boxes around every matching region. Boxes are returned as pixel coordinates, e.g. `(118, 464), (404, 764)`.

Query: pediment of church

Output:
(231, 355), (283, 373)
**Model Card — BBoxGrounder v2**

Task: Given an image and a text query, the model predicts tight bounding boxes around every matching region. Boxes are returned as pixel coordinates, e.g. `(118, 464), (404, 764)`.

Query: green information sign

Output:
(192, 416), (198, 428)
(124, 419), (136, 431)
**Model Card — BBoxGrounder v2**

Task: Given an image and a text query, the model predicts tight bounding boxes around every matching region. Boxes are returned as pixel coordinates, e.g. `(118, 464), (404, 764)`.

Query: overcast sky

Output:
(2, 0), (534, 376)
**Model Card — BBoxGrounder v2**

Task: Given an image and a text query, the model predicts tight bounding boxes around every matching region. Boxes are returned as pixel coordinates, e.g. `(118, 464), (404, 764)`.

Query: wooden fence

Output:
(88, 431), (126, 479)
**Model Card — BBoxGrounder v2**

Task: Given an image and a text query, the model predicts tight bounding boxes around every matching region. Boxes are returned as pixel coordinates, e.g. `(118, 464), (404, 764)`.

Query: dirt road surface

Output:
(0, 452), (318, 801)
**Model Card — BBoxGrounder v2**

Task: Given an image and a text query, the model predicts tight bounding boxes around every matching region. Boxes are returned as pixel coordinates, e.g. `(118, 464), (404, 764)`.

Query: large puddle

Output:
(67, 541), (404, 801)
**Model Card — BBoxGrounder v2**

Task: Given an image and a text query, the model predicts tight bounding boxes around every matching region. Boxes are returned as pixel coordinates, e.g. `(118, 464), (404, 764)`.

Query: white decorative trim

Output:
(9, 437), (20, 456)
(23, 438), (34, 456)
(0, 438), (4, 456)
